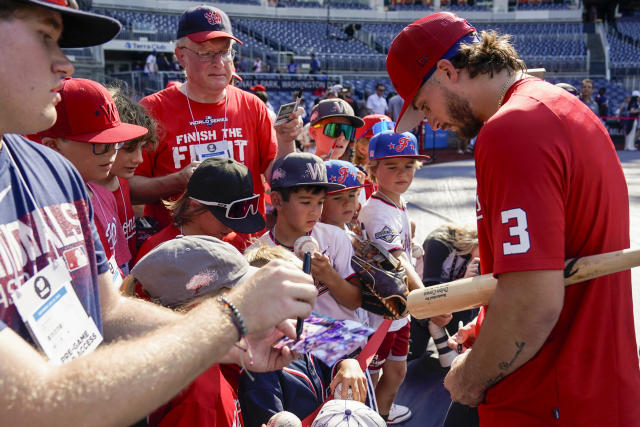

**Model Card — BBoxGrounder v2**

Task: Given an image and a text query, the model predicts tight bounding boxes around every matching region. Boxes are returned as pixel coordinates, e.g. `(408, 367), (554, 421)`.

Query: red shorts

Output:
(369, 322), (410, 372)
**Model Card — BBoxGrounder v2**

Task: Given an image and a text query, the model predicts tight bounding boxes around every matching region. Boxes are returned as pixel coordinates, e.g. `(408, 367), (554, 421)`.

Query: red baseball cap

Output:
(176, 5), (242, 45)
(36, 77), (148, 144)
(250, 84), (267, 92)
(354, 114), (393, 140)
(387, 12), (476, 132)
(25, 0), (121, 48)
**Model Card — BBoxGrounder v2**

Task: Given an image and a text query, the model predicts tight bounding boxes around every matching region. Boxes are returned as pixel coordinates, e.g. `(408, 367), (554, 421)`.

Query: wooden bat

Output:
(408, 248), (640, 319)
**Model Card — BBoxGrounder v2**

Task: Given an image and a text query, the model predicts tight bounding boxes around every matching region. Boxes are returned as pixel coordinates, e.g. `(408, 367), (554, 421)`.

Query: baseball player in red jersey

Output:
(387, 12), (640, 426)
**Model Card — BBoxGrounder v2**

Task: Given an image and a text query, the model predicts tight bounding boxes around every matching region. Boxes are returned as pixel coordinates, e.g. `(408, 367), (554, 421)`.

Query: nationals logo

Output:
(204, 10), (222, 26)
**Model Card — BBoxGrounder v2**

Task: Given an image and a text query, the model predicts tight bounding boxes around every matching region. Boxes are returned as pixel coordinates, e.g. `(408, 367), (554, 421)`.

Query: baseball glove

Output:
(350, 240), (409, 320)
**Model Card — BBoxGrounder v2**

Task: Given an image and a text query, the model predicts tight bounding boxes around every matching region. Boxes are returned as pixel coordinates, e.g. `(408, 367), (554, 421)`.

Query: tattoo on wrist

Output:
(485, 372), (505, 388)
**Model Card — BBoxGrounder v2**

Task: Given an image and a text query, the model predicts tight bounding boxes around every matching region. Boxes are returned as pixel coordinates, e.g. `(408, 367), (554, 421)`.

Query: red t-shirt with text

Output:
(139, 85), (276, 229)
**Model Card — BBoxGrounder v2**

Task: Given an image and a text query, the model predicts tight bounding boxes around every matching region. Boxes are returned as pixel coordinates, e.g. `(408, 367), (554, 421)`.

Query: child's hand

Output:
(430, 313), (453, 328)
(463, 257), (480, 278)
(448, 321), (477, 352)
(310, 252), (339, 284)
(330, 359), (367, 402)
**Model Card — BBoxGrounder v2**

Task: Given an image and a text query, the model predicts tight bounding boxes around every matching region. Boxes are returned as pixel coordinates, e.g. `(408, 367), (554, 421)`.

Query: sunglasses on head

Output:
(371, 121), (395, 136)
(313, 122), (356, 141)
(190, 194), (260, 220)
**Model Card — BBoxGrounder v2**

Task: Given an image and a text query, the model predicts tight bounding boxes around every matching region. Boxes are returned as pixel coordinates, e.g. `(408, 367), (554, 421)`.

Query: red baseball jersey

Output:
(139, 85), (277, 228)
(475, 77), (640, 425)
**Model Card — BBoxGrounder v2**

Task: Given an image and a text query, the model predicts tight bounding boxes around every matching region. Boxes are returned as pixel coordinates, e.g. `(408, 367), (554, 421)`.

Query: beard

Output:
(444, 87), (485, 139)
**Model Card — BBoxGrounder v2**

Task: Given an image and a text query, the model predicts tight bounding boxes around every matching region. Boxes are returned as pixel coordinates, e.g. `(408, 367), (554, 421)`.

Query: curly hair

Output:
(107, 84), (158, 150)
(449, 30), (527, 79)
(164, 192), (208, 227)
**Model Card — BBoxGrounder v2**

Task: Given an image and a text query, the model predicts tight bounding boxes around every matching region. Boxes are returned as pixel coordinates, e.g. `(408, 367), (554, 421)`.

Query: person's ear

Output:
(309, 125), (320, 140)
(436, 59), (459, 83)
(270, 191), (283, 210)
(41, 137), (63, 152)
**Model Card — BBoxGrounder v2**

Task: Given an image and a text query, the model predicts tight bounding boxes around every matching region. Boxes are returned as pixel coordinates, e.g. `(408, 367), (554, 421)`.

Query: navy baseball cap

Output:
(369, 130), (430, 161)
(24, 0), (121, 47)
(177, 5), (242, 44)
(325, 160), (364, 194)
(270, 153), (345, 192)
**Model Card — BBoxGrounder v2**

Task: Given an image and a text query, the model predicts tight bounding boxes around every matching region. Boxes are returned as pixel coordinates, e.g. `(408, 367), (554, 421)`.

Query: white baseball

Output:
(293, 235), (319, 259)
(267, 411), (302, 427)
(333, 383), (354, 400)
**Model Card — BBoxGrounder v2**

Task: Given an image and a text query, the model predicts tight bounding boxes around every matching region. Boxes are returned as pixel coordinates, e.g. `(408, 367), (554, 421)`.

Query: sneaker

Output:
(387, 403), (412, 424)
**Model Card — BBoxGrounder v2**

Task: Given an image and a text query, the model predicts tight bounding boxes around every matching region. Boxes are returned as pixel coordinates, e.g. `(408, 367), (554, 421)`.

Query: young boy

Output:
(358, 130), (427, 424)
(36, 77), (149, 277)
(248, 152), (362, 323)
(321, 160), (364, 236)
(308, 99), (364, 161)
(135, 157), (266, 264)
(94, 86), (158, 263)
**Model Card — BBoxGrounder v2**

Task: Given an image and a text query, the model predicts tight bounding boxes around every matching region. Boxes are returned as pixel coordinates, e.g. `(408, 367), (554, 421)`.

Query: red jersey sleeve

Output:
(476, 104), (567, 276)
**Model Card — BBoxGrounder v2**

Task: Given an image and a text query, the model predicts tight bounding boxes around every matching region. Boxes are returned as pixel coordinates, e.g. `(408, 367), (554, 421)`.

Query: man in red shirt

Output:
(387, 12), (640, 426)
(133, 5), (302, 233)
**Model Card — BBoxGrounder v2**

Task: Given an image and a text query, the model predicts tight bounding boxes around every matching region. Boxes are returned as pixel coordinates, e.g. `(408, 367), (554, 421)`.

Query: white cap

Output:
(632, 90), (640, 97)
(311, 400), (385, 427)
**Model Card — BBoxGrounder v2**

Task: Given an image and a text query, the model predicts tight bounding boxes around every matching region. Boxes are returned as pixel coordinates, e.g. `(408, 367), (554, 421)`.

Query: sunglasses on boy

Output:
(313, 122), (356, 142)
(190, 194), (260, 220)
(92, 142), (125, 155)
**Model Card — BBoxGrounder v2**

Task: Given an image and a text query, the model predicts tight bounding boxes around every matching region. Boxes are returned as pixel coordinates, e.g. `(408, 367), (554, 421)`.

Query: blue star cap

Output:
(368, 130), (430, 161)
(324, 160), (364, 194)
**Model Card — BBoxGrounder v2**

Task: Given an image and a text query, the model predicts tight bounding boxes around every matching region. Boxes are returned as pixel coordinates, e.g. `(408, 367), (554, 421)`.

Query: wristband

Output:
(218, 296), (248, 339)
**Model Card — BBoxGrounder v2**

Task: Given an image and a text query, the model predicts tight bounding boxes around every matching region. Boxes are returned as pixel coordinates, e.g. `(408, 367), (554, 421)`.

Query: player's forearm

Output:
(461, 270), (564, 393)
(0, 300), (240, 427)
(128, 173), (186, 204)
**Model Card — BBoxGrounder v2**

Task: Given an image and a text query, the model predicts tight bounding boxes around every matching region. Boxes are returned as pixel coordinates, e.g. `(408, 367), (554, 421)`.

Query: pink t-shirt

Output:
(89, 182), (131, 268)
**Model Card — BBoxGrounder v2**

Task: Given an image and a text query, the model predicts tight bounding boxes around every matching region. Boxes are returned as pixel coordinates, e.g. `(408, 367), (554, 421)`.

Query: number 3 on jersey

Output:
(501, 208), (531, 255)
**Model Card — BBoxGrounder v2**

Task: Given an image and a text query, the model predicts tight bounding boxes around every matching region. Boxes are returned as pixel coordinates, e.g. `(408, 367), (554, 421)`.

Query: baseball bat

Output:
(408, 248), (640, 319)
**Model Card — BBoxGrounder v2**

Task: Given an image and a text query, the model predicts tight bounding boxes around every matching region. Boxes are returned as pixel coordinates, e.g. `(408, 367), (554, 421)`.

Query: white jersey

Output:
(358, 194), (412, 331)
(248, 222), (365, 323)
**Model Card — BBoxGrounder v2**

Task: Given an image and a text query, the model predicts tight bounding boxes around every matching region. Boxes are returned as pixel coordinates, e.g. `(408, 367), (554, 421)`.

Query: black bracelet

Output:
(218, 297), (247, 340)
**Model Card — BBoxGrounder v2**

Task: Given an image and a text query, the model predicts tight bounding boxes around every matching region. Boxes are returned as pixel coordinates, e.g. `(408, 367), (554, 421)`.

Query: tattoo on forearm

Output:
(485, 342), (526, 388)
(498, 341), (525, 371)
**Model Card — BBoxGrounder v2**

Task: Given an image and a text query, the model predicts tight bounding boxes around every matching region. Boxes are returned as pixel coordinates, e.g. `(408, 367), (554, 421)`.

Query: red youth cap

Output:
(177, 5), (242, 44)
(250, 84), (267, 92)
(387, 12), (476, 132)
(355, 114), (393, 140)
(36, 77), (148, 144)
(24, 0), (121, 47)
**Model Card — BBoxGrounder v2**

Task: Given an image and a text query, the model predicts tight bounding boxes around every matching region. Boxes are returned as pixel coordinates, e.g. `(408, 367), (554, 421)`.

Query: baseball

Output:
(267, 411), (302, 427)
(333, 383), (354, 400)
(293, 235), (320, 259)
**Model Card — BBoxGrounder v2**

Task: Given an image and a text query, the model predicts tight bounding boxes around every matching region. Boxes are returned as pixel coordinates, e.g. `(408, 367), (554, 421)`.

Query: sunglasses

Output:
(92, 142), (124, 155)
(371, 121), (395, 135)
(190, 194), (260, 219)
(313, 122), (356, 142)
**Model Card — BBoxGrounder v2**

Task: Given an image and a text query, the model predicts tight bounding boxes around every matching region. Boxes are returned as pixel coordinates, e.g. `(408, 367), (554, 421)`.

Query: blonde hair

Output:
(245, 244), (303, 269)
(366, 158), (421, 184)
(352, 137), (369, 167)
(427, 223), (478, 256)
(164, 192), (208, 227)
